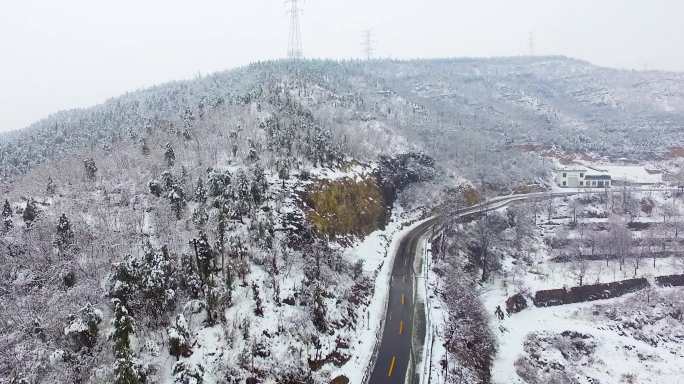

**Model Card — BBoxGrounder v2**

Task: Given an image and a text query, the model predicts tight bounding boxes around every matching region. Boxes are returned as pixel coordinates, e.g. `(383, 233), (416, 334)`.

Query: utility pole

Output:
(362, 29), (375, 60)
(286, 0), (304, 60)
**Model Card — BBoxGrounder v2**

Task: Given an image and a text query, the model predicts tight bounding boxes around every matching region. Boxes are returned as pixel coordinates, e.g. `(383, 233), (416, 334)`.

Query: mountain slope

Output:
(2, 57), (684, 384)
(4, 57), (684, 187)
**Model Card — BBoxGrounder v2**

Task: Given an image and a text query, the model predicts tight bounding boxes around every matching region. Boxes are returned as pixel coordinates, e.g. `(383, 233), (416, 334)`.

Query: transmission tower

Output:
(528, 31), (535, 56)
(286, 0), (304, 60)
(362, 29), (375, 60)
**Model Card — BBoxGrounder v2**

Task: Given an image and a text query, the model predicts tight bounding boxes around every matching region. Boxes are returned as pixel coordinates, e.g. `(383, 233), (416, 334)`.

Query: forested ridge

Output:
(2, 57), (684, 384)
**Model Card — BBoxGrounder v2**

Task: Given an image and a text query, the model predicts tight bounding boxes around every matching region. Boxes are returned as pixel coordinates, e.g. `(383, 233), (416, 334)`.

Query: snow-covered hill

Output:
(3, 56), (684, 384)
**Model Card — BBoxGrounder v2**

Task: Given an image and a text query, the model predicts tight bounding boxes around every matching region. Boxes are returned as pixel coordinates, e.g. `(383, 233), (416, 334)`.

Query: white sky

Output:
(1, 0), (683, 132)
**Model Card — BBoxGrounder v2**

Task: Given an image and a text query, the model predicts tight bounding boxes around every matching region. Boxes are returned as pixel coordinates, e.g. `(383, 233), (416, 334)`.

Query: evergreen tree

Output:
(46, 177), (56, 196)
(55, 213), (75, 254)
(160, 171), (175, 191)
(148, 180), (163, 197)
(206, 169), (230, 197)
(164, 143), (176, 167)
(190, 232), (217, 324)
(141, 139), (150, 157)
(191, 206), (208, 228)
(114, 357), (143, 384)
(111, 299), (134, 357)
(246, 139), (259, 162)
(190, 232), (214, 283)
(235, 171), (250, 206)
(22, 199), (37, 227)
(250, 164), (268, 205)
(108, 245), (178, 318)
(194, 177), (207, 203)
(2, 199), (12, 231)
(172, 361), (204, 384)
(216, 208), (234, 307)
(168, 185), (186, 220)
(64, 303), (103, 350)
(110, 299), (143, 384)
(167, 314), (192, 360)
(84, 158), (98, 181)
(277, 160), (290, 185)
(251, 283), (264, 317)
(179, 253), (203, 299)
(180, 166), (189, 188)
(2, 199), (11, 218)
(181, 107), (194, 130)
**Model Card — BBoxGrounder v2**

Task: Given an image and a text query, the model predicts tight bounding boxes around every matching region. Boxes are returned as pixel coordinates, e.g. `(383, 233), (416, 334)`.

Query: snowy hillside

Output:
(6, 57), (684, 189)
(3, 57), (684, 384)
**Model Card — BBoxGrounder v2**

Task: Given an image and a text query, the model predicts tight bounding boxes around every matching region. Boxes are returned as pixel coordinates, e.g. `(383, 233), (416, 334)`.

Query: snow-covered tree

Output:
(110, 299), (145, 384)
(164, 143), (176, 167)
(168, 185), (187, 220)
(172, 361), (204, 384)
(46, 176), (56, 196)
(193, 177), (207, 203)
(141, 138), (150, 157)
(109, 245), (178, 319)
(84, 158), (98, 181)
(250, 164), (268, 206)
(22, 198), (37, 227)
(168, 314), (192, 360)
(55, 213), (75, 255)
(190, 232), (219, 324)
(251, 282), (264, 317)
(64, 303), (103, 351)
(192, 206), (209, 228)
(207, 169), (230, 198)
(2, 199), (12, 231)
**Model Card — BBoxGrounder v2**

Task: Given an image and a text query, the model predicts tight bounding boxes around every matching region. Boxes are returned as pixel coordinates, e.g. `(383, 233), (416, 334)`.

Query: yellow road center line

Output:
(401, 294), (405, 305)
(387, 356), (397, 377)
(399, 320), (404, 335)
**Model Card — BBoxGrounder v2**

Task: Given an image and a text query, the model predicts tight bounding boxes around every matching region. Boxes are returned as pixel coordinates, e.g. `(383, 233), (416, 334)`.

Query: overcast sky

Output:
(1, 0), (683, 132)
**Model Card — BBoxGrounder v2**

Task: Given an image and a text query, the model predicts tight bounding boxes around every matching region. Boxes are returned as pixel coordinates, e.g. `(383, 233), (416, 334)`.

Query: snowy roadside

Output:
(416, 236), (448, 384)
(482, 285), (684, 384)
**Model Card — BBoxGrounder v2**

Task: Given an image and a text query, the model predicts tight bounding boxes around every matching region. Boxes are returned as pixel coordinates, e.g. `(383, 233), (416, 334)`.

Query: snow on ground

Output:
(417, 240), (451, 384)
(332, 206), (428, 383)
(480, 191), (684, 384)
(482, 285), (684, 384)
(308, 162), (376, 182)
(516, 254), (684, 294)
(569, 161), (665, 185)
(592, 164), (663, 185)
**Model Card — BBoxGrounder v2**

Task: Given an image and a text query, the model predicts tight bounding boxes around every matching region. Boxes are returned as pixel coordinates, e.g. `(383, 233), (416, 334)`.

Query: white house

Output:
(554, 167), (612, 188)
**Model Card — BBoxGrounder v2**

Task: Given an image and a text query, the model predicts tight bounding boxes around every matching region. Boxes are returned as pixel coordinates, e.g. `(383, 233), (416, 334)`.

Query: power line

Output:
(286, 0), (304, 60)
(362, 29), (375, 60)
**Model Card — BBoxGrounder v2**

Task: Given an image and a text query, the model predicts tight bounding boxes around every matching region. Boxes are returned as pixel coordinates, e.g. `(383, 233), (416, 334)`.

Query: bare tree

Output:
(608, 215), (632, 271)
(546, 197), (555, 222)
(568, 198), (580, 225)
(477, 205), (492, 282)
(569, 244), (588, 286)
(508, 204), (534, 253)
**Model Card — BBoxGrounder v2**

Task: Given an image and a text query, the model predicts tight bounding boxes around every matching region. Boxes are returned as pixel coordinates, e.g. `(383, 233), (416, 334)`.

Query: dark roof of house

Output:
(585, 174), (612, 180)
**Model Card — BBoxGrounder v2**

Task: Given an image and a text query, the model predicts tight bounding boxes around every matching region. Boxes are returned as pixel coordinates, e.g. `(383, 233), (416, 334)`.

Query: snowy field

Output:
(483, 286), (684, 384)
(420, 187), (684, 384)
(482, 191), (684, 384)
(589, 164), (663, 185)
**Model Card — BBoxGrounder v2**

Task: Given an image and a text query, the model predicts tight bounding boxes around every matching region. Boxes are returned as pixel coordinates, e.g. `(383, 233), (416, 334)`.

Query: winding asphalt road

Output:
(367, 192), (575, 384)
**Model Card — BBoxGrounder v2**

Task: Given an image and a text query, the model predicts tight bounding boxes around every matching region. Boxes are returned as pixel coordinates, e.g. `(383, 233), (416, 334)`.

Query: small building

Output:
(554, 167), (611, 188)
